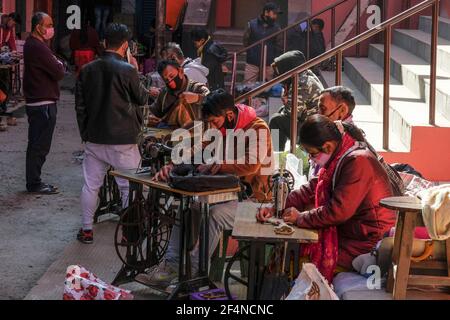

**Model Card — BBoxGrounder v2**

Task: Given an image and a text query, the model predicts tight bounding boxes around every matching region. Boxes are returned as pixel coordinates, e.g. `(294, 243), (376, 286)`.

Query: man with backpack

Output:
(191, 28), (228, 90)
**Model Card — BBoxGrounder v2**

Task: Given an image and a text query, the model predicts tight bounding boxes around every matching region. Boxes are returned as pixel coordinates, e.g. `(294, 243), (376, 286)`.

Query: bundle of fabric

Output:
(419, 184), (450, 240)
(63, 265), (133, 300)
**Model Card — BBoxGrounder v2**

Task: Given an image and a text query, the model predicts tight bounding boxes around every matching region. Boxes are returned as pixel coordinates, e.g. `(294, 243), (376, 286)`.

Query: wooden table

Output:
(380, 196), (450, 300)
(229, 202), (318, 300)
(110, 169), (241, 299)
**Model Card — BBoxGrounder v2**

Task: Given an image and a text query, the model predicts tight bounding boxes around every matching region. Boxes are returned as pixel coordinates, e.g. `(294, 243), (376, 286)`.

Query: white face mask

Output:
(40, 26), (55, 40)
(309, 152), (332, 167)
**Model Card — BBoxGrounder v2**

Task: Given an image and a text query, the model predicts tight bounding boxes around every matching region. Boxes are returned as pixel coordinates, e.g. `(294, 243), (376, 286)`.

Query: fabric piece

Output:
(63, 265), (133, 300)
(419, 184), (450, 240)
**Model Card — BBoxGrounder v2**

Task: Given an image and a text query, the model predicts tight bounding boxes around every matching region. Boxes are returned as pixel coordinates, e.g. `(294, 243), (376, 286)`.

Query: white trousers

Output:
(80, 143), (140, 230)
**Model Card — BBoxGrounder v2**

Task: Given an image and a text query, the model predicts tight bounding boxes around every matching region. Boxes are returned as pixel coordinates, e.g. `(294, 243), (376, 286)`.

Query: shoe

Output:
(134, 260), (177, 288)
(77, 229), (94, 244)
(27, 183), (59, 195)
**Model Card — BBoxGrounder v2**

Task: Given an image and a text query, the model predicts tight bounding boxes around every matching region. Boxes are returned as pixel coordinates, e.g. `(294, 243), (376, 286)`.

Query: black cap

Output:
(263, 2), (283, 14)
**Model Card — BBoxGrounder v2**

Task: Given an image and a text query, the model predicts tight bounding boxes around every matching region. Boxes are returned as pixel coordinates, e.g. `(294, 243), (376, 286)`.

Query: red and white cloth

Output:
(63, 265), (133, 300)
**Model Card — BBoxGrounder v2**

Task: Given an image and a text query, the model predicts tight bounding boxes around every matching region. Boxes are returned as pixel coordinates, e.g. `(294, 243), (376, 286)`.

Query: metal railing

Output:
(234, 0), (440, 153)
(229, 0), (366, 94)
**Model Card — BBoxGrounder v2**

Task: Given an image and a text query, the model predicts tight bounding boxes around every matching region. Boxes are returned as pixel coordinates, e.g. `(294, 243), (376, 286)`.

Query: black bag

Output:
(169, 164), (240, 192)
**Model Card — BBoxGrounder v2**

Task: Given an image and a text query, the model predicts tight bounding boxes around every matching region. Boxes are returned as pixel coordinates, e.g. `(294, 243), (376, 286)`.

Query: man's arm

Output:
(75, 71), (88, 142)
(128, 67), (149, 106)
(219, 123), (269, 176)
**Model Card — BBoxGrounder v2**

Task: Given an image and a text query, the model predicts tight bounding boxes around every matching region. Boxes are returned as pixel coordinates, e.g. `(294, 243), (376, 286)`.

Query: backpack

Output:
(208, 42), (229, 64)
(332, 141), (405, 197)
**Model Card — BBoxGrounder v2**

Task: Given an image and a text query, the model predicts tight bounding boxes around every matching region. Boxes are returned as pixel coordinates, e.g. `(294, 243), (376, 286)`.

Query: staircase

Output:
(322, 15), (450, 181)
(213, 28), (247, 87)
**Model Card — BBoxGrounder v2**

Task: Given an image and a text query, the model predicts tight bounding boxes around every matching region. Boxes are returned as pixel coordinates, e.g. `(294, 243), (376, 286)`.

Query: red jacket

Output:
(286, 148), (396, 269)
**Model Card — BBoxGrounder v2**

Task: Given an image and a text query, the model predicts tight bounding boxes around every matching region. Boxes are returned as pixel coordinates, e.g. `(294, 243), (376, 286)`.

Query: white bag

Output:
(285, 263), (339, 300)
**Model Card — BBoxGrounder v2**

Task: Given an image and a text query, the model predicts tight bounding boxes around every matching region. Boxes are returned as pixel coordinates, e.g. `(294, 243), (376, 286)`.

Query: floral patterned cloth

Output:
(63, 265), (133, 300)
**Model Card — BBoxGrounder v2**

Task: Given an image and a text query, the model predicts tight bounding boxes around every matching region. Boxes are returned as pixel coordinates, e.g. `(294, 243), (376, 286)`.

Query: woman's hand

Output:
(152, 163), (174, 182)
(256, 206), (275, 223)
(282, 207), (300, 224)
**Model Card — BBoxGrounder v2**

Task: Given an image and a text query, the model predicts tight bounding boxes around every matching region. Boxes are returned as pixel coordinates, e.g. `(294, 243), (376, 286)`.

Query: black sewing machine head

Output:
(137, 132), (173, 175)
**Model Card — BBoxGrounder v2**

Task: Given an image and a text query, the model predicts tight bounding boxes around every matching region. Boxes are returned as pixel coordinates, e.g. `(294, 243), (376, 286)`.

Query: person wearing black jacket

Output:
(191, 28), (228, 91)
(75, 23), (150, 244)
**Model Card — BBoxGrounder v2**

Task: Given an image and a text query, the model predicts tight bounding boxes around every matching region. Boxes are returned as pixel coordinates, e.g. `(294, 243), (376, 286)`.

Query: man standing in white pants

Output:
(75, 23), (150, 244)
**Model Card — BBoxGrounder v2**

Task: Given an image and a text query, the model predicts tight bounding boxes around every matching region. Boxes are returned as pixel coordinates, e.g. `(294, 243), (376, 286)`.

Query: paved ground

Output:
(0, 77), (85, 299)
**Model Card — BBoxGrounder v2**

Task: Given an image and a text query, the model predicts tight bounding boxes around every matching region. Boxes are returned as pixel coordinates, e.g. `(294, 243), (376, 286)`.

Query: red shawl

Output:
(300, 133), (356, 283)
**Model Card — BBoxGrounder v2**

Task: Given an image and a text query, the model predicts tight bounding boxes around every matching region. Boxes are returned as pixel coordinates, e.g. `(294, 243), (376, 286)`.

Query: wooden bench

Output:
(380, 196), (450, 300)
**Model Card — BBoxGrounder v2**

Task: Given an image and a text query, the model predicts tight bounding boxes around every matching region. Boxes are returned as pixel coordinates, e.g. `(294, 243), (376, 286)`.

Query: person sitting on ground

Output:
(148, 60), (210, 129)
(136, 89), (274, 287)
(191, 28), (228, 91)
(164, 42), (209, 85)
(257, 115), (396, 282)
(269, 50), (324, 151)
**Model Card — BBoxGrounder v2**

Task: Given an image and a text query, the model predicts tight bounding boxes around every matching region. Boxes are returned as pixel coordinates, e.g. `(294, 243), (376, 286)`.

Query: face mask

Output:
(41, 26), (55, 40)
(310, 152), (332, 167)
(264, 16), (275, 25)
(167, 73), (184, 92)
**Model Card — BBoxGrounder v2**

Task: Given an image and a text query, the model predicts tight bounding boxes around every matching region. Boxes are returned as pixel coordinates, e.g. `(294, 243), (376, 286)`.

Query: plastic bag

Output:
(63, 265), (134, 300)
(285, 263), (339, 300)
(285, 153), (308, 189)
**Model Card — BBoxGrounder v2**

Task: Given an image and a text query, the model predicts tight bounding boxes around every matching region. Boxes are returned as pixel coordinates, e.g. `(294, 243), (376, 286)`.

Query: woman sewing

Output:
(257, 115), (396, 282)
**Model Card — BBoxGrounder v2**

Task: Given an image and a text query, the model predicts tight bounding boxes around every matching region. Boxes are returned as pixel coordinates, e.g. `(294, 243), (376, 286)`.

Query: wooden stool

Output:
(380, 196), (450, 300)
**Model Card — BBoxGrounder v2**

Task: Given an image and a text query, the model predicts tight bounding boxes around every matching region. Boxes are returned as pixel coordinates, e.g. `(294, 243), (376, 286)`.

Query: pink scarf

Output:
(300, 133), (356, 283)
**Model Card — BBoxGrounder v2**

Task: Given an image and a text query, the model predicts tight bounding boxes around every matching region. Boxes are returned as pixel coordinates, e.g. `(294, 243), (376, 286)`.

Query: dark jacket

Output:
(199, 39), (228, 90)
(23, 36), (65, 104)
(75, 52), (149, 145)
(243, 16), (281, 67)
(286, 147), (396, 269)
(287, 29), (326, 60)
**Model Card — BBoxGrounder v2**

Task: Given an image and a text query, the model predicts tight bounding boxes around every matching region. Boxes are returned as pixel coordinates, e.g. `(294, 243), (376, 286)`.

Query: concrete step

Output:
(368, 43), (450, 121)
(419, 15), (450, 41)
(393, 29), (450, 74)
(345, 57), (450, 150)
(214, 28), (245, 44)
(321, 71), (408, 153)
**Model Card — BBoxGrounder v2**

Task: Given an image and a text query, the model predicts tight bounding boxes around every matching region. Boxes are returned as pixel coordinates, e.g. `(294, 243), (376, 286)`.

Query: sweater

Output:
(23, 36), (65, 104)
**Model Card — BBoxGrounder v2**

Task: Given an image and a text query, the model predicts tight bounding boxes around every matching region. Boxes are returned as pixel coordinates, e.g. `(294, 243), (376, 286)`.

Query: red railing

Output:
(234, 0), (440, 152)
(229, 0), (366, 94)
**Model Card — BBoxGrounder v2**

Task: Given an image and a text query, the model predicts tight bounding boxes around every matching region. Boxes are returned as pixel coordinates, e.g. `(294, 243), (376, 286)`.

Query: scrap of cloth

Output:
(419, 184), (450, 240)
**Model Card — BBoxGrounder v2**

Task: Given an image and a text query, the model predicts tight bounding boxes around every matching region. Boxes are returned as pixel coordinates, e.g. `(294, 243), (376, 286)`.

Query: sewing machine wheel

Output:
(271, 169), (295, 192)
(114, 192), (177, 271)
(138, 134), (159, 160)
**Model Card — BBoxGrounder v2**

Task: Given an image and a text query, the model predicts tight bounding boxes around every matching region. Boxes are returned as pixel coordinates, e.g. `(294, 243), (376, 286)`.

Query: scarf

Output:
(300, 132), (356, 283)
